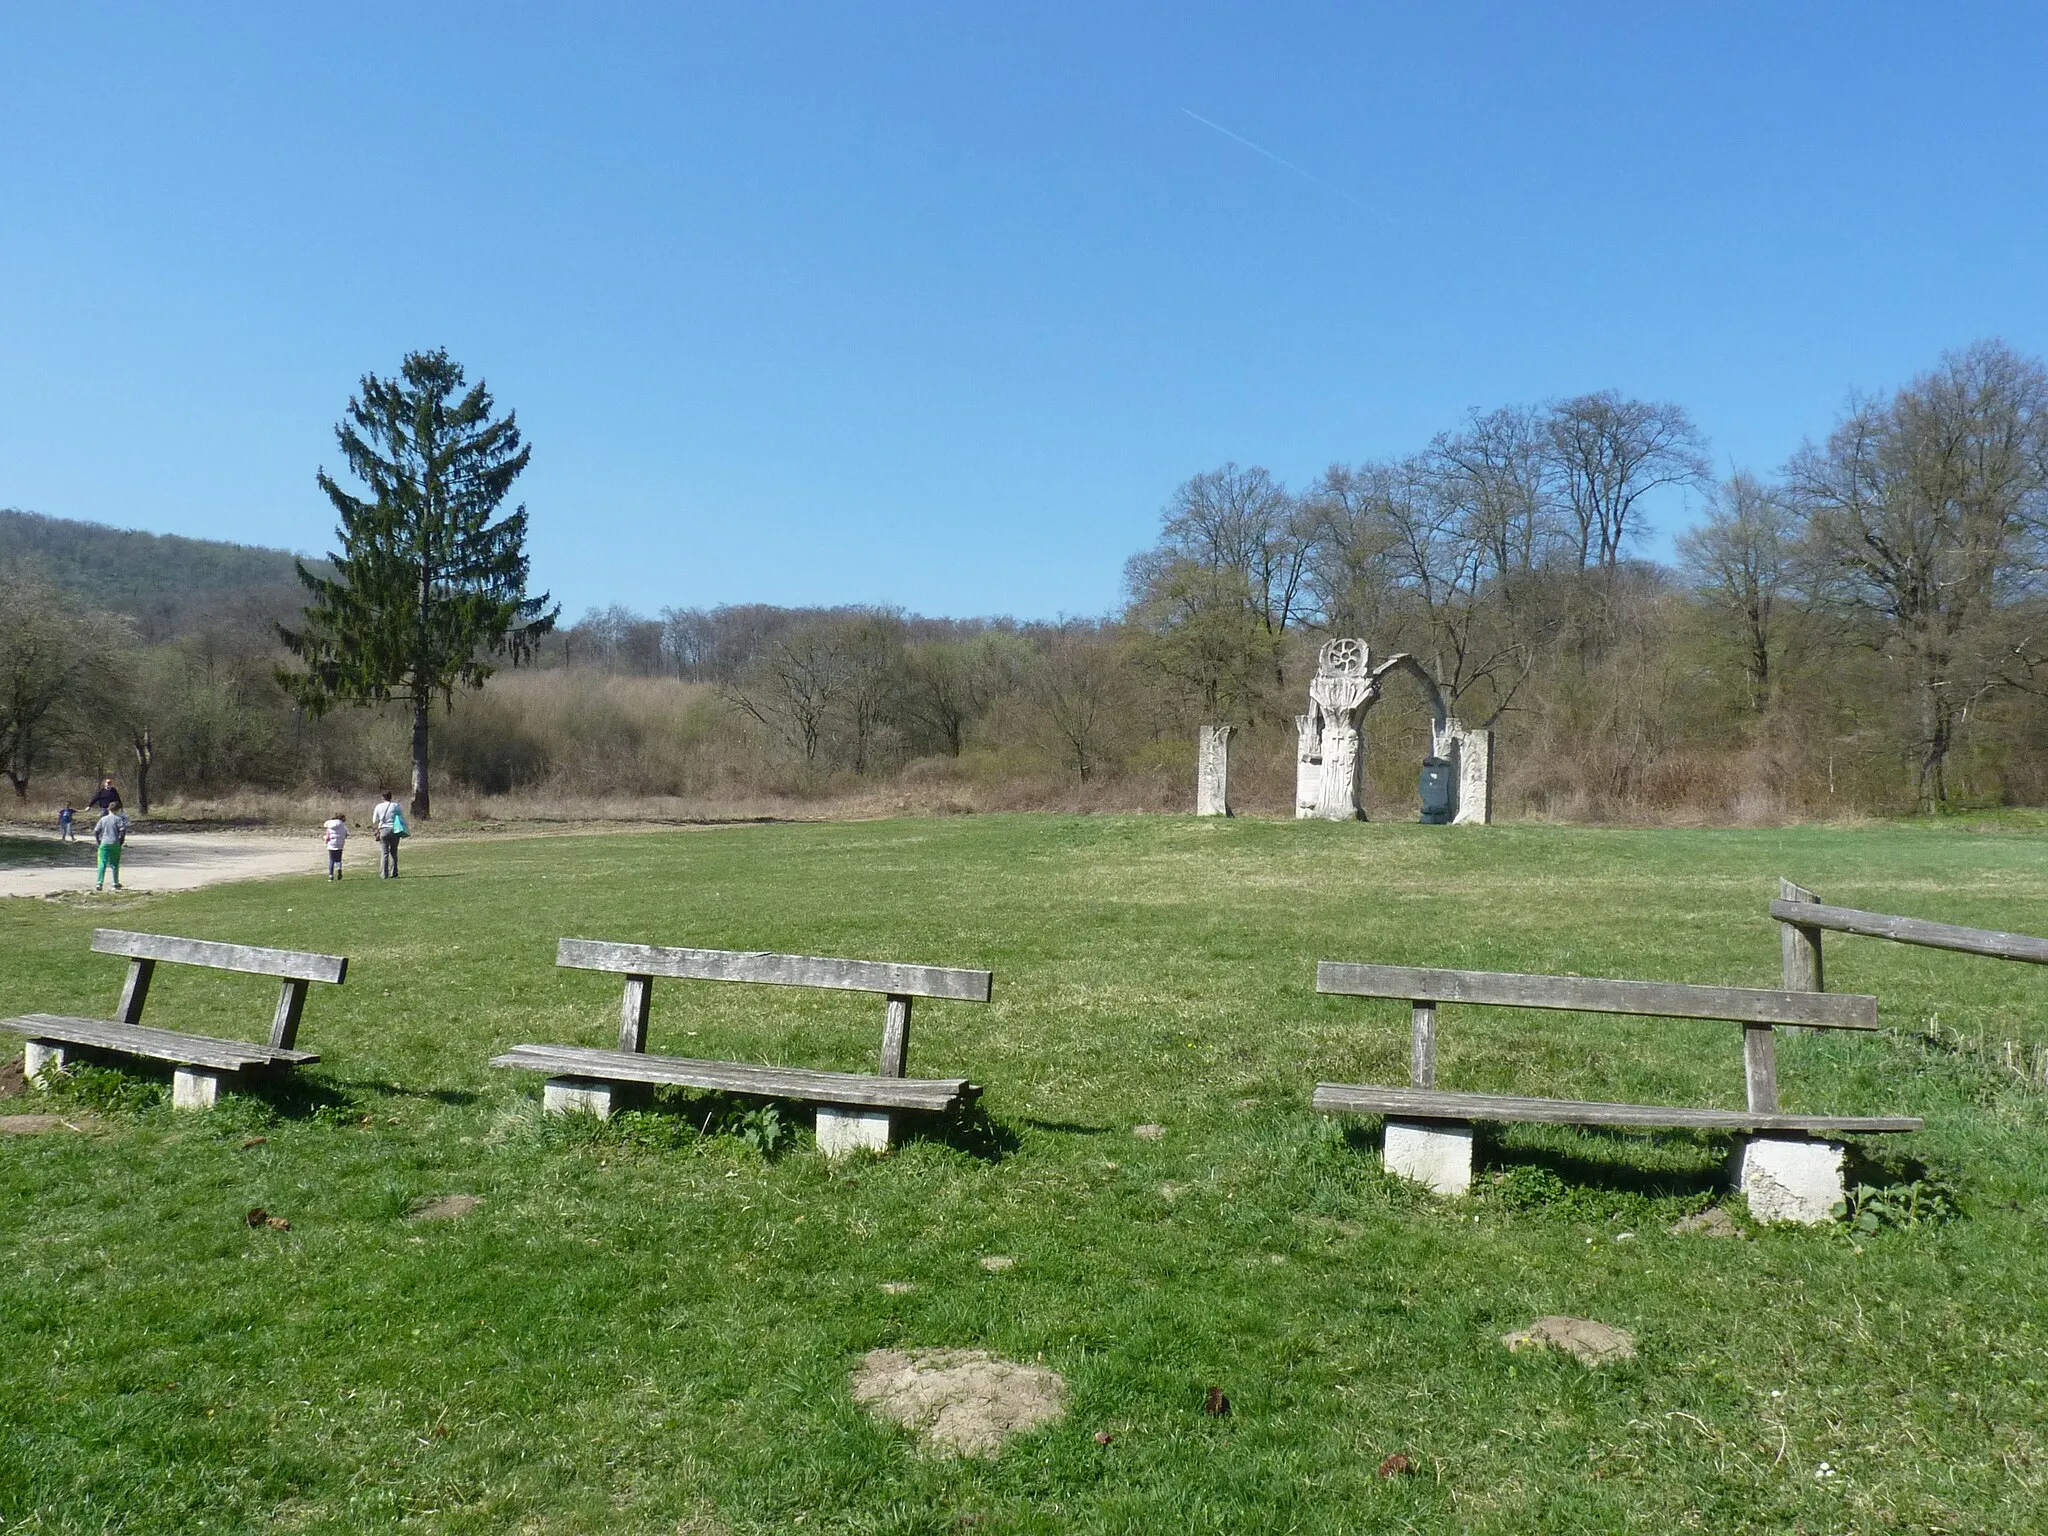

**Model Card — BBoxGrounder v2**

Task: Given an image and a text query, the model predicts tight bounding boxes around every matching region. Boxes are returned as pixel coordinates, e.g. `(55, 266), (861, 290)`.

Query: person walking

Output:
(93, 801), (128, 891)
(370, 790), (403, 878)
(321, 811), (348, 880)
(88, 777), (121, 816)
(58, 803), (75, 841)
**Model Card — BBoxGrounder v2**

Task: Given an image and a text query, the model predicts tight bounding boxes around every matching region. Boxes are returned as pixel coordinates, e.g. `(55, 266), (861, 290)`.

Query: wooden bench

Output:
(1310, 961), (1920, 1222)
(490, 940), (993, 1156)
(1774, 877), (2048, 991)
(1, 929), (347, 1110)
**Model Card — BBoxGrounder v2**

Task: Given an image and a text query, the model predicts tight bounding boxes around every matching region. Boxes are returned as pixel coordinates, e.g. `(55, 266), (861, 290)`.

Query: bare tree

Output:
(1545, 393), (1711, 570)
(831, 612), (903, 774)
(1128, 464), (1320, 696)
(1299, 462), (1401, 637)
(1788, 340), (2048, 806)
(1023, 622), (1130, 785)
(724, 624), (846, 765)
(1303, 447), (1553, 728)
(893, 633), (1022, 756)
(1125, 560), (1281, 720)
(0, 570), (130, 801)
(1679, 472), (1799, 712)
(1431, 406), (1559, 578)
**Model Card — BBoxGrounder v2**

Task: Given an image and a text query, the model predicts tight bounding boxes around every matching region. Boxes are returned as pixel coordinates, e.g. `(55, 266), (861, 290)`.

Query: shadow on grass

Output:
(1337, 1119), (1727, 1201)
(1017, 1117), (1111, 1136)
(249, 1071), (358, 1120)
(897, 1100), (1021, 1163)
(1480, 1130), (1727, 1202)
(533, 1086), (1026, 1164)
(331, 1077), (479, 1107)
(1842, 1138), (1939, 1192)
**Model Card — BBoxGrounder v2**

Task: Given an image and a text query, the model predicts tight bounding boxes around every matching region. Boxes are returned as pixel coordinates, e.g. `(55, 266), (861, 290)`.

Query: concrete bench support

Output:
(172, 1067), (227, 1112)
(1383, 1119), (1473, 1195)
(544, 1076), (623, 1118)
(1736, 1136), (1847, 1225)
(816, 1106), (892, 1157)
(23, 1040), (66, 1080)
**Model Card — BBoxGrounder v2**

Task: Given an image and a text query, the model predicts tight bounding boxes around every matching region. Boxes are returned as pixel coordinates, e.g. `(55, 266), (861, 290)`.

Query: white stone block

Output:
(1383, 1119), (1474, 1195)
(1196, 725), (1234, 817)
(171, 1067), (224, 1111)
(543, 1076), (619, 1118)
(816, 1106), (891, 1158)
(1737, 1136), (1846, 1225)
(23, 1040), (66, 1081)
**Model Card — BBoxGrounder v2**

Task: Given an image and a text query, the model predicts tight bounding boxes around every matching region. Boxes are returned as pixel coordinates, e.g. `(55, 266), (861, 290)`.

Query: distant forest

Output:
(0, 509), (327, 644)
(6, 338), (2048, 823)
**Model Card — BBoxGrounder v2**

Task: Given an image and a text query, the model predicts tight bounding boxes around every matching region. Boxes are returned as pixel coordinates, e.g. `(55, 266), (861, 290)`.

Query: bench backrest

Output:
(92, 929), (348, 1049)
(557, 940), (991, 1001)
(1315, 962), (1876, 1029)
(1316, 959), (1879, 1115)
(556, 939), (993, 1077)
(94, 929), (348, 983)
(1771, 889), (2048, 971)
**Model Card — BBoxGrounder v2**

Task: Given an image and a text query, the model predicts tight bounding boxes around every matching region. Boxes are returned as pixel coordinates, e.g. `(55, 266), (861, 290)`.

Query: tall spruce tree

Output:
(280, 349), (557, 818)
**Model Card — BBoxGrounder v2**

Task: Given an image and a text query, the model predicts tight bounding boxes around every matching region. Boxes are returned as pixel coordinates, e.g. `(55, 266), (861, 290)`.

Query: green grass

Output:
(3, 814), (2047, 1534)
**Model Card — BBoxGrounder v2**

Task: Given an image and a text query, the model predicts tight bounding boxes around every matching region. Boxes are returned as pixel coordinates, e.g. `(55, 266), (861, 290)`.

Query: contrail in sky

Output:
(1180, 107), (1363, 208)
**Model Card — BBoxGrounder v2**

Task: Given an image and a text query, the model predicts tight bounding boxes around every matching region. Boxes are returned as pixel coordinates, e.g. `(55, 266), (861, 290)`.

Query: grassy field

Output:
(2, 814), (2046, 1534)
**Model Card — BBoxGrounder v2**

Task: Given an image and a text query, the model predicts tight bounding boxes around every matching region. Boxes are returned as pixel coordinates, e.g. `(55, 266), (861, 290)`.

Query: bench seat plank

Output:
(93, 929), (347, 984)
(490, 1043), (973, 1111)
(556, 940), (992, 1002)
(1315, 962), (1878, 1030)
(1313, 1082), (1920, 1134)
(1, 1013), (320, 1072)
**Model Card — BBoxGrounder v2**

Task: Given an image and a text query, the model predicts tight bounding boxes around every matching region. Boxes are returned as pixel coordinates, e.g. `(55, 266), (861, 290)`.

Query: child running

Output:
(322, 812), (348, 880)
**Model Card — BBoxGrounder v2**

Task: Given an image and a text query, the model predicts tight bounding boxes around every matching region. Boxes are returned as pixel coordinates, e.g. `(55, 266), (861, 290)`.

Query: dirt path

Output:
(0, 830), (327, 899)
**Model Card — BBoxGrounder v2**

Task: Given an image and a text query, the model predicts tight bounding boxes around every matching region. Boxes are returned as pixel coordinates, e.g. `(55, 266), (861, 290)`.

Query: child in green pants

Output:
(94, 805), (128, 891)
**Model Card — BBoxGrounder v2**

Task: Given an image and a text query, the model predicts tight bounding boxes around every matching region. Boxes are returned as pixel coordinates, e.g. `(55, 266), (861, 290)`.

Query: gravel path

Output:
(0, 829), (332, 899)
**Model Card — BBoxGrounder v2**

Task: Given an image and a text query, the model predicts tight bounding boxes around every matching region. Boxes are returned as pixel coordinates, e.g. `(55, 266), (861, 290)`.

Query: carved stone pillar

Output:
(1430, 717), (1495, 825)
(1196, 725), (1235, 817)
(1297, 639), (1379, 821)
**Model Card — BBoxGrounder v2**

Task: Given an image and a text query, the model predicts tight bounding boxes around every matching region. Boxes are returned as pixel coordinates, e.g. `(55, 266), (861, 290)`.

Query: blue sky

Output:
(3, 4), (2044, 620)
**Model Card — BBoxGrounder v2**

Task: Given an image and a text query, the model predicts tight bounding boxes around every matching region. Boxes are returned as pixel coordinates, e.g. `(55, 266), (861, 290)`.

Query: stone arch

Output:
(1296, 641), (1491, 823)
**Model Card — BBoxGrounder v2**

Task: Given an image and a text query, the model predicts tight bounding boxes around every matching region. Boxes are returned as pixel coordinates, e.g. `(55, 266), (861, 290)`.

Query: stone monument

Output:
(1295, 639), (1380, 820)
(1295, 639), (1495, 824)
(1431, 718), (1495, 826)
(1196, 724), (1234, 817)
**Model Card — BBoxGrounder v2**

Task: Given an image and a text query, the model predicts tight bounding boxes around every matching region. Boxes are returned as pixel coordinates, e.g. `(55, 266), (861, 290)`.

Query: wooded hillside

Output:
(0, 509), (320, 643)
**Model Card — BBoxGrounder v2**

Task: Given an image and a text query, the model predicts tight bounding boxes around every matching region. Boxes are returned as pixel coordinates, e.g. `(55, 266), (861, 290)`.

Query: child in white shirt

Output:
(322, 813), (348, 880)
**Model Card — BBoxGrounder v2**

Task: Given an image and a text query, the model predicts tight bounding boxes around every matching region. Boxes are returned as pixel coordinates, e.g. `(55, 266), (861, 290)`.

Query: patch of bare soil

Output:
(1501, 1316), (1637, 1366)
(1, 1113), (96, 1135)
(850, 1348), (1067, 1457)
(408, 1194), (485, 1222)
(0, 1057), (25, 1099)
(1670, 1206), (1748, 1239)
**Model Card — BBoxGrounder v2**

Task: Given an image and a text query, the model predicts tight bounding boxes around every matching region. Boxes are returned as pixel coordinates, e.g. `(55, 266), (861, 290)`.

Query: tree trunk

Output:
(1913, 635), (1953, 813)
(132, 728), (153, 815)
(411, 700), (432, 820)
